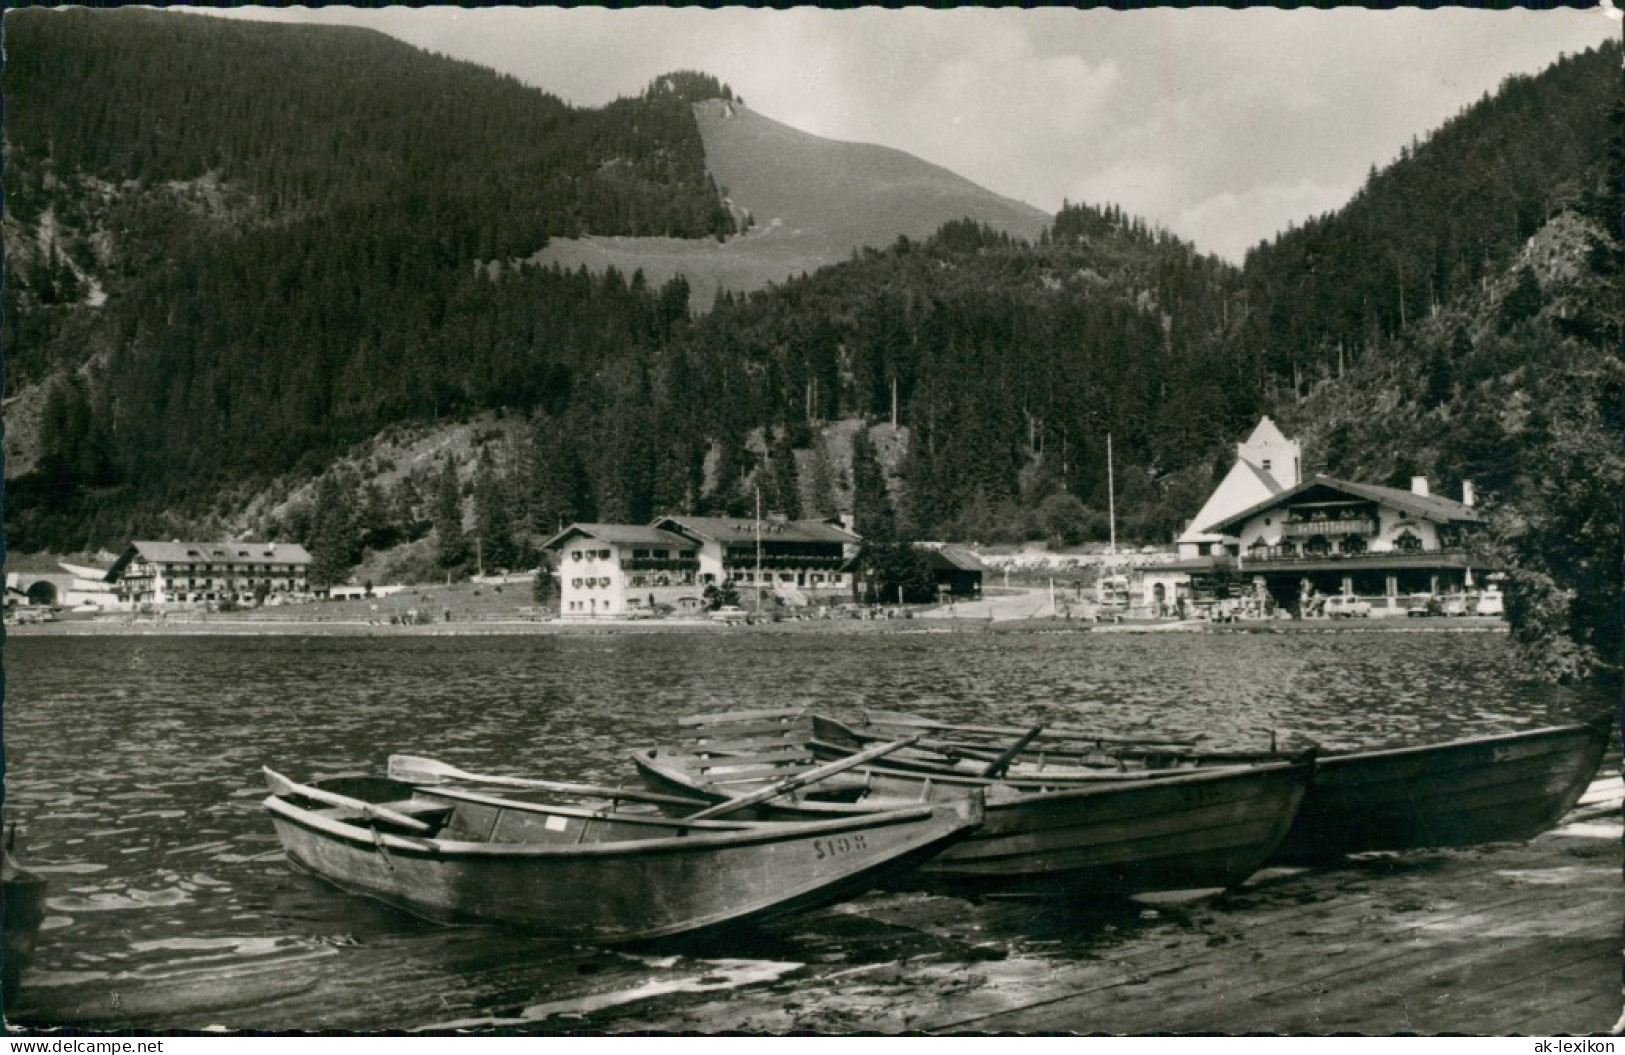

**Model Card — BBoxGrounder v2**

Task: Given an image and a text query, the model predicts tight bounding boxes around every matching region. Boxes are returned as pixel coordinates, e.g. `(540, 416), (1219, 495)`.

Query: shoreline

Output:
(5, 615), (1512, 637)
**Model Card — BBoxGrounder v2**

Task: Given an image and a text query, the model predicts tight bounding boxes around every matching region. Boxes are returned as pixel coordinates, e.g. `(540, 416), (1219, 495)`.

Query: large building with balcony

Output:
(543, 516), (861, 617)
(1146, 419), (1490, 617)
(104, 541), (313, 607)
(651, 515), (860, 607)
(543, 523), (704, 618)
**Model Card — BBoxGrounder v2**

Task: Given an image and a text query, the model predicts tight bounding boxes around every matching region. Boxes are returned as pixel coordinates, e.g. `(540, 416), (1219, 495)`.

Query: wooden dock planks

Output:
(922, 838), (1621, 1034)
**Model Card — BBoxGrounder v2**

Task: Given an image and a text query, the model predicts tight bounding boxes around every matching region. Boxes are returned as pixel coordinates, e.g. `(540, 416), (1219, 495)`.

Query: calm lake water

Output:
(3, 628), (1609, 1031)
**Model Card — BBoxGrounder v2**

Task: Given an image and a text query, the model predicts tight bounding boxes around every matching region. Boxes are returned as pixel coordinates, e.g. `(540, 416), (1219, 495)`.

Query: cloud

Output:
(1066, 160), (1181, 224)
(885, 25), (1122, 206)
(1175, 180), (1361, 264)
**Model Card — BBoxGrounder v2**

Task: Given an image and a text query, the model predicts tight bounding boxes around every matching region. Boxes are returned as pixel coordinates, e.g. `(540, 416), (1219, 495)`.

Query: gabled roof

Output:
(541, 523), (696, 552)
(1244, 416), (1291, 447)
(59, 561), (112, 581)
(653, 515), (859, 546)
(1205, 475), (1483, 536)
(1238, 458), (1284, 494)
(106, 541), (313, 581)
(924, 545), (987, 573)
(1176, 457), (1287, 542)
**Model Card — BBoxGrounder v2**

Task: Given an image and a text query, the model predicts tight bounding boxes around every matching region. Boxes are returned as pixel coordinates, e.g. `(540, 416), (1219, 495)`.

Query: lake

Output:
(3, 627), (1609, 1031)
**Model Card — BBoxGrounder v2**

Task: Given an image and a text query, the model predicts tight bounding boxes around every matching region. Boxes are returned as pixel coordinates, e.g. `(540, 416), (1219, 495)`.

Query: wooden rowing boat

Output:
(639, 751), (1314, 893)
(849, 710), (1615, 862)
(860, 708), (1203, 751)
(811, 715), (1229, 781)
(849, 711), (1283, 775)
(901, 761), (1310, 893)
(643, 708), (1268, 794)
(3, 842), (48, 1006)
(648, 708), (1160, 792)
(1269, 718), (1613, 862)
(633, 712), (1314, 896)
(261, 765), (982, 943)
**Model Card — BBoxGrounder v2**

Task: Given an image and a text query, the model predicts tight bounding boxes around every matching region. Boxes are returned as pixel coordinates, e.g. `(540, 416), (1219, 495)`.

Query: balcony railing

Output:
(620, 558), (700, 573)
(724, 554), (847, 571)
(1239, 546), (1472, 565)
(1281, 519), (1378, 538)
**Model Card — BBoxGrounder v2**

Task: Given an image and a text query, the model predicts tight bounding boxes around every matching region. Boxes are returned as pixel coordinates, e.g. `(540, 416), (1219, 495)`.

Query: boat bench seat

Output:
(321, 800), (455, 832)
(691, 755), (821, 787)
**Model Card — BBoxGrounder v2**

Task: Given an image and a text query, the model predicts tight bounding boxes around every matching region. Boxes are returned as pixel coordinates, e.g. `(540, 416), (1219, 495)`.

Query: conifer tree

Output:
(472, 449), (518, 574)
(432, 460), (469, 572)
(307, 473), (357, 589)
(804, 437), (838, 520)
(1498, 266), (1543, 331)
(765, 431), (802, 519)
(850, 426), (894, 541)
(527, 419), (594, 534)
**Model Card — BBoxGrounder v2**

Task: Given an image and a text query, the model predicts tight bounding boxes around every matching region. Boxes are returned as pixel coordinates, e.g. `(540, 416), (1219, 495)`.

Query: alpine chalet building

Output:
(542, 523), (703, 618)
(1144, 420), (1491, 617)
(544, 516), (860, 617)
(104, 541), (313, 607)
(651, 515), (859, 606)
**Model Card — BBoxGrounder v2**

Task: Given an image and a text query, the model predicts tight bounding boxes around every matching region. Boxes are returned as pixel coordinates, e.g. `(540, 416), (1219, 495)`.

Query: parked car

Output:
(1322, 595), (1372, 619)
(711, 605), (750, 623)
(1473, 590), (1505, 617)
(1408, 594), (1470, 617)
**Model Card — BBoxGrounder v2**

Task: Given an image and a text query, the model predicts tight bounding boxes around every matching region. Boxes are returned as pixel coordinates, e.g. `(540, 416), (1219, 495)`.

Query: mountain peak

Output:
(644, 70), (737, 106)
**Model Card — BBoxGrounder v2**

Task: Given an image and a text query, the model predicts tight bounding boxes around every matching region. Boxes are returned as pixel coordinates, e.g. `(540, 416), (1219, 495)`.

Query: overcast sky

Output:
(203, 5), (1618, 263)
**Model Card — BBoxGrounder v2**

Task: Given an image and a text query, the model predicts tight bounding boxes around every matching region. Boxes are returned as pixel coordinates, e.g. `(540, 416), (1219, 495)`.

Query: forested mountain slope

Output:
(1240, 43), (1618, 393)
(529, 93), (1053, 306)
(4, 8), (734, 527)
(697, 98), (1050, 249)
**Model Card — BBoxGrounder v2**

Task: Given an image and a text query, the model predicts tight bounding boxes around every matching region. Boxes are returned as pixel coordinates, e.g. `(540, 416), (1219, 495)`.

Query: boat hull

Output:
(635, 749), (1310, 896)
(266, 792), (980, 943)
(891, 763), (1309, 893)
(1272, 719), (1612, 863)
(2, 857), (49, 1006)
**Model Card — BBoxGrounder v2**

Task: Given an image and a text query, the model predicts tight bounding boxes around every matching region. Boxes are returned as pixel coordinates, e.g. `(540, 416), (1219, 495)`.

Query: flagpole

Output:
(1107, 432), (1116, 557)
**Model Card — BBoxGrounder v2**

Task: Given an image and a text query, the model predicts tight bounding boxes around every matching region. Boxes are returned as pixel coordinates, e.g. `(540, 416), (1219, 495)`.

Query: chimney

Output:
(1462, 480), (1475, 508)
(1410, 476), (1430, 497)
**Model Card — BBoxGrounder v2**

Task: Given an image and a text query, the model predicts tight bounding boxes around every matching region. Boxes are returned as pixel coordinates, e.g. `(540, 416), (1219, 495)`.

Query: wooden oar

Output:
(387, 755), (713, 811)
(980, 725), (1045, 779)
(262, 767), (433, 833)
(919, 733), (1191, 760)
(862, 709), (1199, 747)
(688, 736), (921, 821)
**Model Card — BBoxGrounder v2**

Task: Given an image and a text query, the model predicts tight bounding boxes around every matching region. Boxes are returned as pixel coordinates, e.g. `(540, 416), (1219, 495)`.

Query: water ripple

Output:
(4, 630), (1604, 1029)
